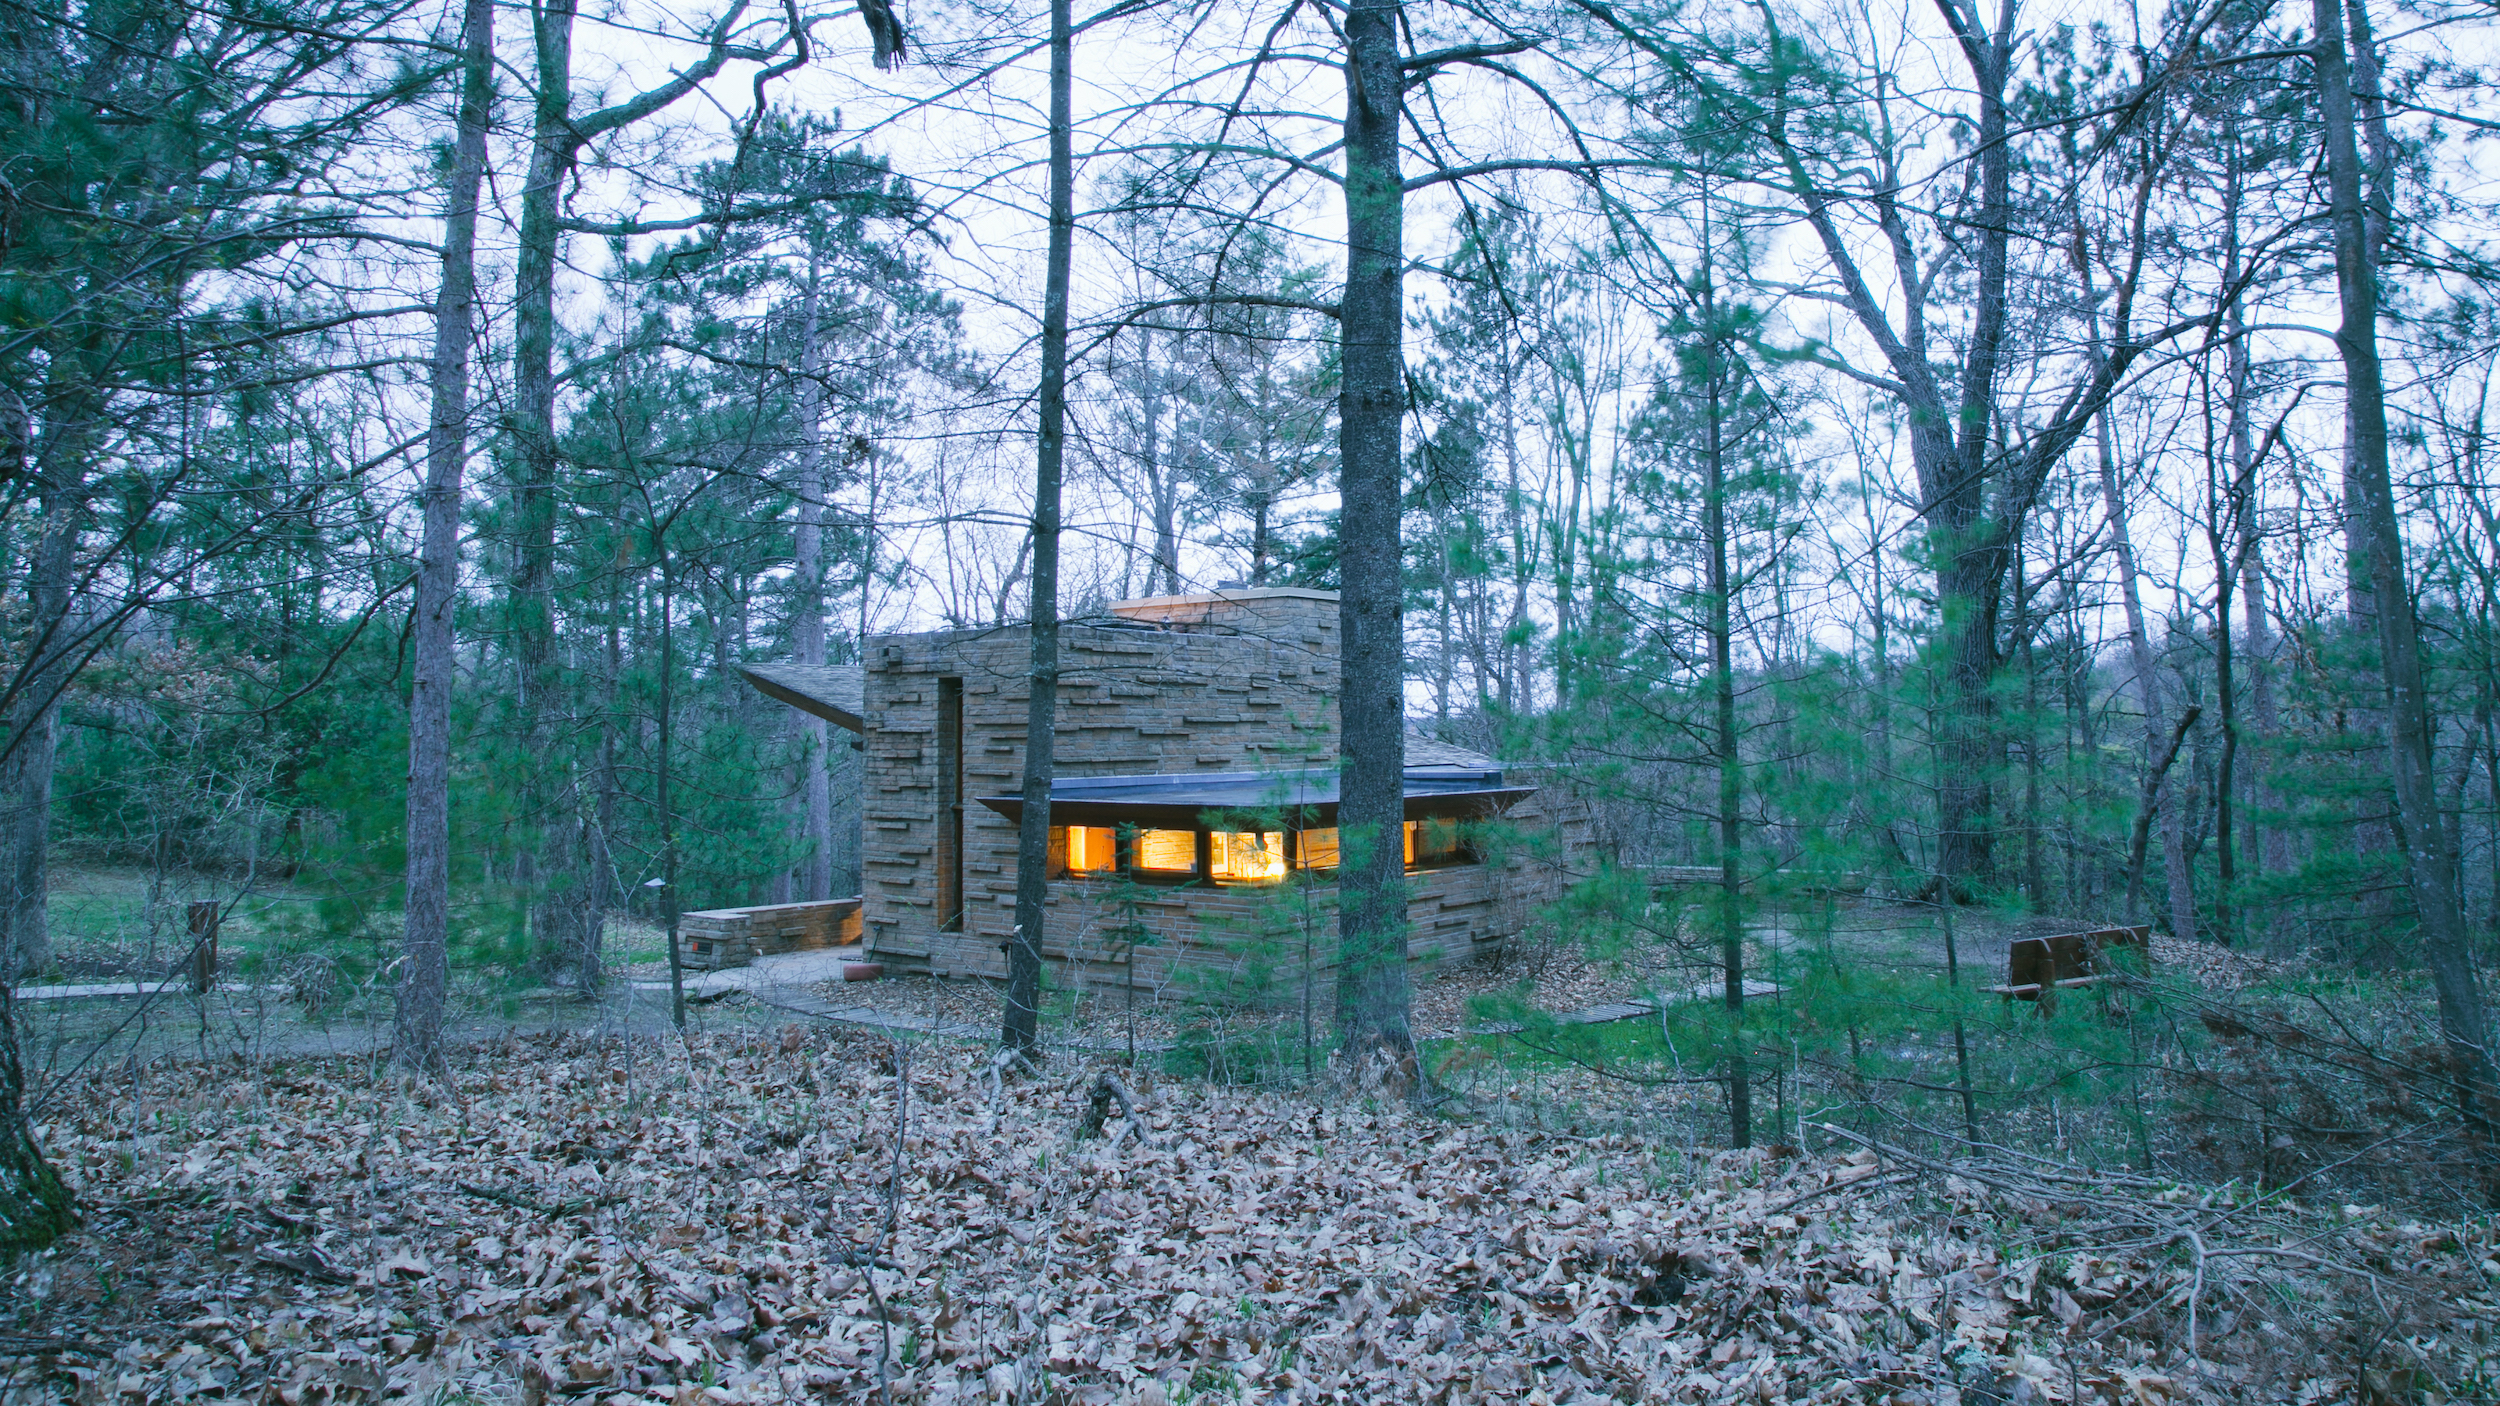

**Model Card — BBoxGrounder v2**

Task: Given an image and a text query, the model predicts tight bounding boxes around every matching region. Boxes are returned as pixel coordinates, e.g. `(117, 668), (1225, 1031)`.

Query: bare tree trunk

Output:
(2337, 0), (2399, 931)
(2315, 0), (2498, 1122)
(588, 612), (618, 990)
(1500, 354), (1529, 711)
(1929, 0), (2016, 894)
(2209, 170), (2252, 946)
(1136, 328), (1180, 596)
(0, 377), (85, 1257)
(2484, 698), (2500, 945)
(657, 553), (685, 1029)
(1004, 0), (1073, 1054)
(2229, 278), (2291, 895)
(1333, 0), (1412, 1070)
(2161, 730), (2197, 940)
(0, 992), (70, 1252)
(2017, 554), (2045, 904)
(2102, 413), (2192, 930)
(1552, 438), (1583, 708)
(1435, 519), (1455, 731)
(2341, 0), (2397, 627)
(510, 0), (577, 967)
(1250, 491), (1272, 586)
(794, 258), (835, 902)
(506, 0), (737, 970)
(2212, 581), (2239, 945)
(396, 0), (493, 1071)
(0, 494), (73, 981)
(1699, 276), (1749, 1148)
(1859, 489), (1901, 868)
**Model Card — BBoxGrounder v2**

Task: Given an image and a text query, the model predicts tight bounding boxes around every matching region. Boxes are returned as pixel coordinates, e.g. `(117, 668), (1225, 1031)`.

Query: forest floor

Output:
(10, 884), (2326, 1152)
(677, 902), (2300, 1066)
(2, 1024), (2490, 1404)
(13, 875), (2490, 1402)
(27, 860), (2288, 1069)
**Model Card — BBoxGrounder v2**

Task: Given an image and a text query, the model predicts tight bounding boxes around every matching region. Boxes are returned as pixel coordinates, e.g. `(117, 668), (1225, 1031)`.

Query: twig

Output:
(254, 1243), (352, 1284)
(0, 1333), (106, 1359)
(1867, 1108), (2164, 1188)
(1766, 1168), (1918, 1220)
(2183, 1226), (2207, 1359)
(987, 1045), (1036, 1116)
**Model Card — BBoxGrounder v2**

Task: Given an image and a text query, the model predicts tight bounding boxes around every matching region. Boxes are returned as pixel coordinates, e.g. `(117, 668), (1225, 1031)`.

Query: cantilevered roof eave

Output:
(974, 789), (1537, 828)
(740, 663), (866, 733)
(972, 766), (1535, 827)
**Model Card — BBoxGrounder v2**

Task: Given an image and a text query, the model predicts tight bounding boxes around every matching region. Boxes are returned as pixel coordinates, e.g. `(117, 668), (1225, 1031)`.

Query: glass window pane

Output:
(1134, 829), (1197, 873)
(1213, 831), (1285, 882)
(1407, 818), (1466, 869)
(1065, 825), (1115, 874)
(1295, 828), (1339, 870)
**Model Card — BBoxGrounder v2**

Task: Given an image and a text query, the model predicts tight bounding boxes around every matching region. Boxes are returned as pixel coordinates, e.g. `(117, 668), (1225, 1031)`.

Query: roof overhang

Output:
(973, 767), (1534, 828)
(740, 664), (865, 733)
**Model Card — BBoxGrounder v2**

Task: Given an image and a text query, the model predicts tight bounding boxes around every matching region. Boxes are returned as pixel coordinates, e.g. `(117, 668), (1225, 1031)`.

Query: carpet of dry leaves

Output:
(2, 1027), (2492, 1404)
(2139, 940), (2295, 995)
(784, 943), (1617, 1048)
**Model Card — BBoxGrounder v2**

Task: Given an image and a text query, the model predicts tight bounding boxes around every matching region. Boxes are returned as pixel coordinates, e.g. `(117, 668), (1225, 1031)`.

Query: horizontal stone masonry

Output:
(682, 898), (863, 971)
(847, 590), (1590, 987)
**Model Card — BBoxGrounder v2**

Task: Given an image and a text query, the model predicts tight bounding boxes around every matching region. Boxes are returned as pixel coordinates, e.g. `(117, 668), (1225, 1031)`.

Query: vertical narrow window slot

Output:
(937, 675), (964, 931)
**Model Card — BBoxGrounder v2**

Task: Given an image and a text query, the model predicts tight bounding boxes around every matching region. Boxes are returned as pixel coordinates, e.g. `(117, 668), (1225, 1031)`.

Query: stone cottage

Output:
(738, 588), (1587, 994)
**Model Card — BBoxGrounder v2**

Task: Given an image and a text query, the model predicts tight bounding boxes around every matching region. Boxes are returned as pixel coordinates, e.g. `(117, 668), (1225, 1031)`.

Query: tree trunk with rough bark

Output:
(794, 258), (836, 902)
(1700, 299), (1749, 1149)
(0, 495), (73, 982)
(1004, 0), (1074, 1054)
(2314, 0), (2499, 1126)
(1332, 0), (1413, 1072)
(0, 992), (71, 1253)
(2228, 276), (2292, 901)
(1928, 0), (2015, 894)
(1136, 329), (1179, 596)
(510, 0), (579, 970)
(506, 0), (739, 974)
(2102, 413), (2194, 933)
(396, 0), (494, 1072)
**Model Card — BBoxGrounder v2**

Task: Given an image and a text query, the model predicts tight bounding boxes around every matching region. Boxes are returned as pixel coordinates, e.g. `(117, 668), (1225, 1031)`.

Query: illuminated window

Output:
(1295, 828), (1339, 870)
(1051, 825), (1115, 877)
(1212, 831), (1286, 883)
(1133, 829), (1198, 874)
(1406, 818), (1468, 870)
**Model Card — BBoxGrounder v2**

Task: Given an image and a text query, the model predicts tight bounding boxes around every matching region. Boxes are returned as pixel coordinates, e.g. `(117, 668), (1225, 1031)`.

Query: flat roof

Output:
(1107, 587), (1339, 616)
(740, 664), (865, 733)
(973, 766), (1533, 828)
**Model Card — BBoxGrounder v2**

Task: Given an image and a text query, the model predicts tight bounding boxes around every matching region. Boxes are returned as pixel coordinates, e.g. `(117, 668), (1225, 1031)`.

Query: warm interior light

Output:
(1213, 831), (1286, 882)
(1065, 825), (1115, 873)
(1135, 829), (1197, 872)
(1408, 818), (1465, 868)
(1296, 828), (1340, 870)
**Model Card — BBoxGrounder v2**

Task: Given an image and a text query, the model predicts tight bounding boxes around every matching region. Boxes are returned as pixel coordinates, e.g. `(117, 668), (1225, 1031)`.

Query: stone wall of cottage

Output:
(855, 592), (1585, 985)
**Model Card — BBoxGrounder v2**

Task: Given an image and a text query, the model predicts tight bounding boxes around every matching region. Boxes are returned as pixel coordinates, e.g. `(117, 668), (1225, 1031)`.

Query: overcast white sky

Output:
(434, 0), (2500, 697)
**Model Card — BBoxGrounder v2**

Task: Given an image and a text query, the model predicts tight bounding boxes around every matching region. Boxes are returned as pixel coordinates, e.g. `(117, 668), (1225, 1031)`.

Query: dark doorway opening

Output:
(937, 675), (964, 931)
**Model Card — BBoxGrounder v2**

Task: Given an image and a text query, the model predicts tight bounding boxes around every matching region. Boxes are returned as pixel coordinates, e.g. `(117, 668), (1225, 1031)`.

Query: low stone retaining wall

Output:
(682, 898), (863, 971)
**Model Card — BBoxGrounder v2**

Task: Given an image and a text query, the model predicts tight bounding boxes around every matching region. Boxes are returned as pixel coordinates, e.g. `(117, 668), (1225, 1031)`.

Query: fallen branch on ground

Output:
(1079, 1071), (1152, 1146)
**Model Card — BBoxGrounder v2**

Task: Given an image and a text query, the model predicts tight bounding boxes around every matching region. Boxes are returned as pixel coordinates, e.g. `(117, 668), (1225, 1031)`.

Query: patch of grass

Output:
(1162, 1020), (1300, 1085)
(1461, 905), (2472, 1203)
